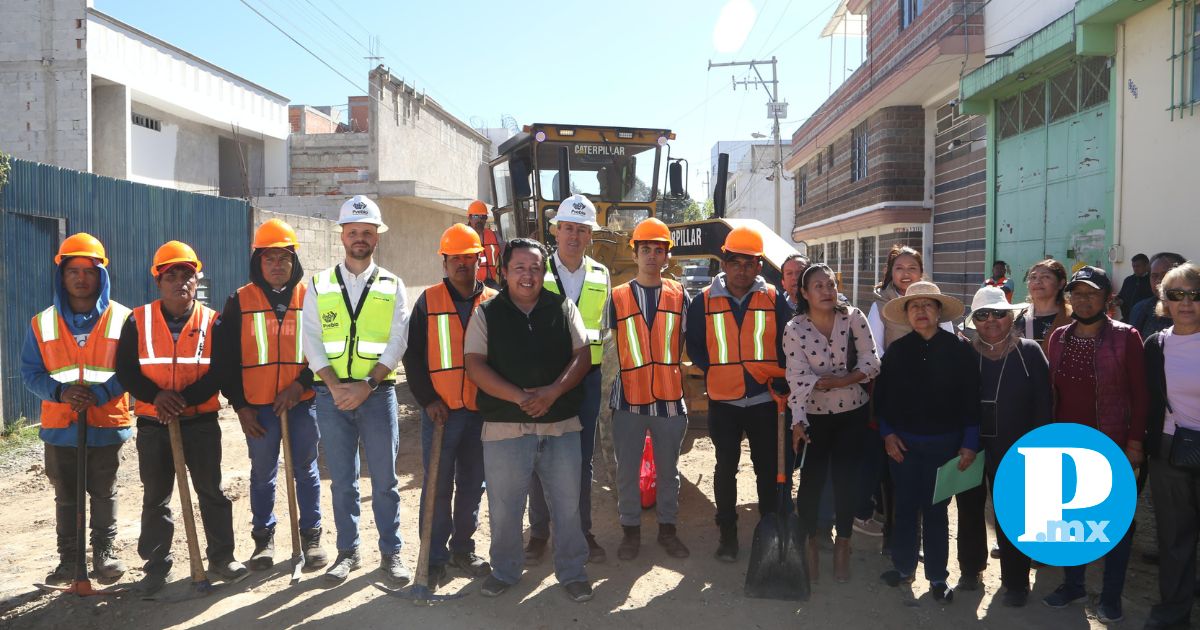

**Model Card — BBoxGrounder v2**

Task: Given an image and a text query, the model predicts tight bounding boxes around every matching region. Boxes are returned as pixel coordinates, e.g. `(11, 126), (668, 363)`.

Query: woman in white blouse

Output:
(785, 264), (881, 584)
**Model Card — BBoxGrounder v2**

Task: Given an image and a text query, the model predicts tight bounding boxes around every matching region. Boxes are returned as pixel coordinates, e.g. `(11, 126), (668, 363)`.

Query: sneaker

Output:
(1042, 584), (1087, 608)
(45, 557), (75, 585)
(480, 574), (511, 597)
(956, 572), (981, 591)
(92, 540), (126, 579)
(617, 525), (641, 561)
(300, 527), (329, 569)
(853, 517), (884, 537)
(1097, 601), (1124, 624)
(134, 570), (170, 596)
(585, 535), (606, 564)
(880, 569), (914, 587)
(324, 549), (361, 583)
(564, 580), (594, 603)
(449, 552), (491, 578)
(990, 544), (1001, 560)
(380, 553), (412, 586)
(248, 527), (275, 571)
(1001, 588), (1029, 608)
(657, 524), (690, 559)
(524, 537), (548, 566)
(207, 557), (249, 583)
(931, 582), (954, 604)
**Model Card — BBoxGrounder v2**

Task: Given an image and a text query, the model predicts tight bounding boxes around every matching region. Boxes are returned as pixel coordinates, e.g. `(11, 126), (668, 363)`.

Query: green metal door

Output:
(993, 57), (1113, 299)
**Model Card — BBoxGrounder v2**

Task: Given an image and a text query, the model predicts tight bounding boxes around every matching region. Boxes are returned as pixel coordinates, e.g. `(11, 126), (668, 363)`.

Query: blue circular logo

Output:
(993, 423), (1136, 567)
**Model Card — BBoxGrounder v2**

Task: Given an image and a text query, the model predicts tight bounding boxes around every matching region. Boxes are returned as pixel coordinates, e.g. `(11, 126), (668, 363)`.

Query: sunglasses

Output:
(1164, 289), (1200, 302)
(971, 308), (1013, 322)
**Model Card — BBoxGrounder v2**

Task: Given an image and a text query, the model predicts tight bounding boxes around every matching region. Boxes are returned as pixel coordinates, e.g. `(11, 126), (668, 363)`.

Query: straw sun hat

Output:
(882, 281), (965, 325)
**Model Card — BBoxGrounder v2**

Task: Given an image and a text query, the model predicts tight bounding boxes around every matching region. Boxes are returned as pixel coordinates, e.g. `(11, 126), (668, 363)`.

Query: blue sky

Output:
(96, 0), (864, 199)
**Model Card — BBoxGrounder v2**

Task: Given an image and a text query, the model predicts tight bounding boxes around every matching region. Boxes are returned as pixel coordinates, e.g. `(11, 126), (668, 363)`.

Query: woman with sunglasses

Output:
(959, 286), (1051, 607)
(1143, 262), (1200, 630)
(1014, 258), (1072, 353)
(1043, 265), (1148, 624)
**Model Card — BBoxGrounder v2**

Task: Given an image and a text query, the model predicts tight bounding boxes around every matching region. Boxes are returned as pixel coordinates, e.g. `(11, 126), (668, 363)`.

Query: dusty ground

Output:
(0, 378), (1164, 629)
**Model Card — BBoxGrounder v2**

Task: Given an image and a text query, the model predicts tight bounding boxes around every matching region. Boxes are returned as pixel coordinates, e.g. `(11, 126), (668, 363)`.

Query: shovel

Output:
(384, 418), (464, 605)
(744, 385), (810, 601)
(34, 407), (128, 597)
(279, 409), (304, 583)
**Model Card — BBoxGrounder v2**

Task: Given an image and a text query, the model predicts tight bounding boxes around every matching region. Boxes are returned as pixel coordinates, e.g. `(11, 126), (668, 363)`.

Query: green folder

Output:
(932, 451), (985, 504)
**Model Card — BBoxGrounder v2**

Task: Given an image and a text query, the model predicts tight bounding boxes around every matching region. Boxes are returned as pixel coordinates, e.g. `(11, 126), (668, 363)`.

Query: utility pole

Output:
(708, 57), (787, 235)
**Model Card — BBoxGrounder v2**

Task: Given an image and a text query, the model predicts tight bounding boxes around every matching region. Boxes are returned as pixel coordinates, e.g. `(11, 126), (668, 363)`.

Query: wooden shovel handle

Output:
(167, 419), (207, 583)
(279, 409), (302, 556)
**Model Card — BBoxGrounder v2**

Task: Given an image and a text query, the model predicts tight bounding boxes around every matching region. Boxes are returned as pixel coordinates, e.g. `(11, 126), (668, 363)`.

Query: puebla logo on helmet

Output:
(571, 202), (586, 213)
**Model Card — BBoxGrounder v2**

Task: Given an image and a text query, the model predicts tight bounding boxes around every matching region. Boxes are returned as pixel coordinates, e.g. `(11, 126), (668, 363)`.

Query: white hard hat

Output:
(337, 195), (388, 233)
(551, 194), (599, 229)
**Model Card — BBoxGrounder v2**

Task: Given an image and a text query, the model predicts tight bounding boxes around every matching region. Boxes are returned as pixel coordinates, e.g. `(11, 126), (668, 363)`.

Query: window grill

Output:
(131, 113), (161, 132)
(1169, 0), (1199, 119)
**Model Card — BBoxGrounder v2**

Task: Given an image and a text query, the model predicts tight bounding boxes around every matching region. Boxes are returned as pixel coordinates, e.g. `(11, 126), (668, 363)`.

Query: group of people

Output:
(19, 194), (1200, 625)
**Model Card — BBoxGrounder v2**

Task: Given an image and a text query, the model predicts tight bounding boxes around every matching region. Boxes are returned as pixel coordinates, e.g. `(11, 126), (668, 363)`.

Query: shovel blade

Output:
(34, 580), (128, 597)
(290, 555), (305, 584)
(744, 512), (810, 601)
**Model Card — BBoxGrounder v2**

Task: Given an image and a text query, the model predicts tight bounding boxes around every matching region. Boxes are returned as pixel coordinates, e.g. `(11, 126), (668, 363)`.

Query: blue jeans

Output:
(245, 399), (322, 531)
(529, 368), (600, 539)
(419, 408), (485, 566)
(1061, 518), (1135, 607)
(314, 385), (402, 554)
(484, 431), (588, 586)
(888, 432), (960, 584)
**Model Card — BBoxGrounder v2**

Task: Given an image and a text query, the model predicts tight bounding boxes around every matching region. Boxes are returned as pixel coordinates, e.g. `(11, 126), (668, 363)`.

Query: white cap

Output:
(551, 194), (599, 229)
(337, 195), (388, 233)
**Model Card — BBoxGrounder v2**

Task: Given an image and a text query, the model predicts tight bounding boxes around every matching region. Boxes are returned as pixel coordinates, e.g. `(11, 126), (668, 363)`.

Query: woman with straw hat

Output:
(874, 281), (979, 604)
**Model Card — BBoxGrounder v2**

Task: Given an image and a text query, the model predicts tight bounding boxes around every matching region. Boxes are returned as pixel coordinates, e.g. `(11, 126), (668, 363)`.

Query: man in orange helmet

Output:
(684, 225), (793, 562)
(468, 201), (502, 289)
(116, 241), (246, 594)
(608, 218), (691, 561)
(21, 233), (132, 584)
(401, 224), (497, 584)
(212, 219), (327, 572)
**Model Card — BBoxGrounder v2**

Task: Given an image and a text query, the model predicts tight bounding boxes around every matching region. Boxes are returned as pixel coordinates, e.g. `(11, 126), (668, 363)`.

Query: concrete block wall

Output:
(930, 102), (987, 304)
(252, 208), (343, 280)
(289, 132), (369, 196)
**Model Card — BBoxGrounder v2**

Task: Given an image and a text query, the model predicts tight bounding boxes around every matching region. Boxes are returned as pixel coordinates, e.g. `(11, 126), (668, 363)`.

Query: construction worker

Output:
(468, 200), (502, 289)
(401, 224), (497, 584)
(684, 225), (793, 562)
(463, 238), (594, 602)
(20, 233), (131, 584)
(115, 241), (246, 595)
(213, 219), (327, 572)
(609, 218), (691, 561)
(526, 193), (610, 565)
(302, 195), (412, 585)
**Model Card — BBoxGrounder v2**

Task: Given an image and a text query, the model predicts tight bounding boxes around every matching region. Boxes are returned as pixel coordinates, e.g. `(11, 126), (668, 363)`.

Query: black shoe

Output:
(301, 527), (329, 569)
(324, 549), (361, 583)
(956, 572), (981, 591)
(92, 539), (126, 579)
(586, 535), (606, 564)
(134, 570), (170, 595)
(207, 557), (249, 583)
(931, 582), (954, 604)
(715, 525), (738, 563)
(880, 569), (914, 587)
(1097, 600), (1124, 624)
(1001, 588), (1029, 608)
(426, 563), (447, 587)
(380, 553), (412, 586)
(524, 536), (548, 566)
(1042, 584), (1087, 608)
(657, 524), (690, 558)
(449, 552), (491, 578)
(617, 525), (641, 561)
(45, 557), (75, 585)
(480, 574), (511, 597)
(248, 527), (275, 571)
(564, 580), (594, 603)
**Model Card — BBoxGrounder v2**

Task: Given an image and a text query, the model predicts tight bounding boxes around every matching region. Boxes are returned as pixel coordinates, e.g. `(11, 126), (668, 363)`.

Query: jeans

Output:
(44, 443), (123, 554)
(314, 385), (402, 555)
(709, 400), (781, 527)
(245, 400), (322, 531)
(137, 418), (235, 575)
(888, 431), (960, 584)
(612, 410), (688, 527)
(795, 405), (868, 538)
(419, 408), (486, 566)
(1148, 444), (1200, 626)
(529, 368), (600, 540)
(484, 431), (588, 586)
(1061, 520), (1134, 607)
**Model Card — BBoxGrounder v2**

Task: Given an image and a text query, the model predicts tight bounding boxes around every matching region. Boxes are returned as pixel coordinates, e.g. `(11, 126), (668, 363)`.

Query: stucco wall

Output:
(128, 100), (264, 195)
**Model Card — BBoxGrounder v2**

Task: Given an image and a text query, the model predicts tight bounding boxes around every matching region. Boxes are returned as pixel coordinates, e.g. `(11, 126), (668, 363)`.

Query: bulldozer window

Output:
(535, 142), (657, 203)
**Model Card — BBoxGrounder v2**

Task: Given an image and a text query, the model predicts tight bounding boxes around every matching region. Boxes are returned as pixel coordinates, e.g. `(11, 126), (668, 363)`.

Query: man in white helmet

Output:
(524, 194), (611, 565)
(302, 195), (412, 585)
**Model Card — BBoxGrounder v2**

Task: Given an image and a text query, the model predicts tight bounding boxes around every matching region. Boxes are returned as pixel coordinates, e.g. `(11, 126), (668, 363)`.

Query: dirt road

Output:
(0, 379), (1161, 628)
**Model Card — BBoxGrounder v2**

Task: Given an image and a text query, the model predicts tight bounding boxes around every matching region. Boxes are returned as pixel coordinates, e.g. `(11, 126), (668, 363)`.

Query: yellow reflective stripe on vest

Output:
(623, 318), (645, 367)
(294, 315), (304, 363)
(752, 309), (767, 360)
(712, 313), (729, 364)
(436, 314), (453, 370)
(38, 307), (58, 342)
(106, 303), (131, 339)
(252, 312), (269, 365)
(312, 266), (398, 380)
(661, 312), (676, 363)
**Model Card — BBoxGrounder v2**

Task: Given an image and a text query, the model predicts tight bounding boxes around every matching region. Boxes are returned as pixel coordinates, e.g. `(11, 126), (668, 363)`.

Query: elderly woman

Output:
(1144, 262), (1200, 630)
(784, 264), (879, 583)
(874, 281), (979, 603)
(1014, 258), (1072, 352)
(959, 286), (1052, 607)
(1043, 265), (1147, 623)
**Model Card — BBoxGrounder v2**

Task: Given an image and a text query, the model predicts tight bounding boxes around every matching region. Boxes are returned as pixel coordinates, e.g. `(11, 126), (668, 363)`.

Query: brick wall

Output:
(930, 102), (986, 304)
(252, 209), (343, 278)
(793, 106), (925, 226)
(288, 132), (369, 195)
(349, 95), (369, 132)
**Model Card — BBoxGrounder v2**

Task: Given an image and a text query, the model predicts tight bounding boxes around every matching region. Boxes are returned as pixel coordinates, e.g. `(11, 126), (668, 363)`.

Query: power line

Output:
(764, 0), (841, 56)
(239, 0), (366, 96)
(756, 0), (796, 56)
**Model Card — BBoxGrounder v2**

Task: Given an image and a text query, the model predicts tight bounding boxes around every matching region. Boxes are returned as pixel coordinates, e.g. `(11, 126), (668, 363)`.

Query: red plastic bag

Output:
(640, 432), (657, 510)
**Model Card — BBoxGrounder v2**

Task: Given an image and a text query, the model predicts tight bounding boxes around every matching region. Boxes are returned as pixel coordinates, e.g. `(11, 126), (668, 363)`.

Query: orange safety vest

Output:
(132, 300), (221, 418)
(476, 228), (501, 285)
(425, 282), (497, 410)
(237, 283), (315, 406)
(31, 302), (132, 429)
(703, 285), (779, 401)
(613, 280), (685, 405)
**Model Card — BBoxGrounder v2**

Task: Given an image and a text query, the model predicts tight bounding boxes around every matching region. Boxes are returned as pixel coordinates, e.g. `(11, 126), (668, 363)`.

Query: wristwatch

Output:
(365, 376), (380, 391)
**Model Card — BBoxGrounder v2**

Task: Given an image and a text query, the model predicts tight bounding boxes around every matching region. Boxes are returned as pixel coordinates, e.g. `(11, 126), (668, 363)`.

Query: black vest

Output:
(476, 289), (584, 423)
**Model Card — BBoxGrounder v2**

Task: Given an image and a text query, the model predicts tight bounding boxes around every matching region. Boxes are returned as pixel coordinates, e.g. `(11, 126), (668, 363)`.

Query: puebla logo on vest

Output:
(321, 311), (339, 329)
(993, 423), (1136, 566)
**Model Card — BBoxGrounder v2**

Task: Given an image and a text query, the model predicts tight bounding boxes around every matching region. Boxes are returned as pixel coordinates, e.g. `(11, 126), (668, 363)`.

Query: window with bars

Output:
(850, 122), (868, 182)
(996, 58), (1110, 139)
(810, 243), (825, 265)
(827, 241), (840, 273)
(1169, 0), (1199, 118)
(900, 0), (924, 29)
(797, 166), (808, 207)
(132, 113), (161, 132)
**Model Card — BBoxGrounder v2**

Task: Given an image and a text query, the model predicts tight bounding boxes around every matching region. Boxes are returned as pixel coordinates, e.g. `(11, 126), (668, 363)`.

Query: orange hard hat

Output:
(629, 218), (674, 249)
(151, 240), (202, 277)
(438, 223), (484, 256)
(467, 200), (489, 217)
(55, 232), (109, 267)
(253, 218), (299, 250)
(721, 225), (765, 257)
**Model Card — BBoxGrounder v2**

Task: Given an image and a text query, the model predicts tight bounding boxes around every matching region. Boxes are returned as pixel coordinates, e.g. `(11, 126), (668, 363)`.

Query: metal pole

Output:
(772, 58), (783, 236)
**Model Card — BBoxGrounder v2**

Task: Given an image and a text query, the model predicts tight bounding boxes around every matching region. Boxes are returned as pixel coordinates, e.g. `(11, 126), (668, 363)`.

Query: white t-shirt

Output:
(1163, 328), (1200, 434)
